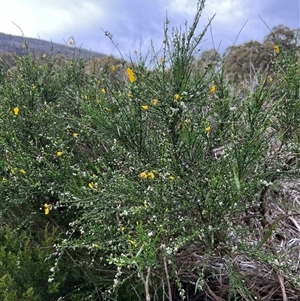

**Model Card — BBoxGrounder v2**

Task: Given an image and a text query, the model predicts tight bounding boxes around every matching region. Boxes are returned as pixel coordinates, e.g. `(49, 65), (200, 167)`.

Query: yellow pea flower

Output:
(44, 203), (50, 215)
(140, 172), (148, 179)
(73, 132), (78, 138)
(174, 94), (181, 101)
(101, 88), (106, 94)
(141, 105), (149, 111)
(56, 151), (63, 157)
(111, 65), (116, 71)
(147, 171), (155, 179)
(205, 126), (211, 132)
(152, 99), (158, 106)
(126, 68), (136, 83)
(274, 45), (280, 54)
(210, 85), (216, 94)
(128, 239), (138, 248)
(88, 182), (94, 189)
(13, 107), (19, 116)
(19, 169), (26, 174)
(169, 175), (175, 181)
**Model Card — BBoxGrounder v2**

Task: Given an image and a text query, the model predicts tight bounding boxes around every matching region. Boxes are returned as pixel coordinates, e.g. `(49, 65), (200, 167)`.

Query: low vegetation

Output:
(0, 1), (299, 300)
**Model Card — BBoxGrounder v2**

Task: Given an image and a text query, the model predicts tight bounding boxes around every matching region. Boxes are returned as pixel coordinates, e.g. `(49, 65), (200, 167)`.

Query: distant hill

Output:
(0, 32), (106, 59)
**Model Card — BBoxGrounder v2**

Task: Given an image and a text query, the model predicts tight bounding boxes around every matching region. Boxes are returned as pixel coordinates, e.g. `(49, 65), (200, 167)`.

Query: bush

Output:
(0, 0), (299, 299)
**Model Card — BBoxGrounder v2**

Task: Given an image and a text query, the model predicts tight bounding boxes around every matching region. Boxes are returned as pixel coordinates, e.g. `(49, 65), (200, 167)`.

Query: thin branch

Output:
(163, 256), (173, 301)
(277, 273), (288, 301)
(204, 281), (225, 301)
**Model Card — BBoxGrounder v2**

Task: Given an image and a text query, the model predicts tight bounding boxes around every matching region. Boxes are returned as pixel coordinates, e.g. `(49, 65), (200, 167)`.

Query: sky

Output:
(0, 0), (299, 60)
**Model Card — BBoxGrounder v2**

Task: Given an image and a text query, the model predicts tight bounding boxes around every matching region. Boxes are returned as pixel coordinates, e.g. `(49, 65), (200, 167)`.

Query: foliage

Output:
(0, 1), (299, 300)
(0, 225), (91, 301)
(223, 25), (300, 82)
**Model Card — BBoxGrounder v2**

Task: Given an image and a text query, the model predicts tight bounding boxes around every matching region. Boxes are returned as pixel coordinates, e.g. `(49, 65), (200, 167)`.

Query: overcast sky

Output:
(0, 0), (299, 59)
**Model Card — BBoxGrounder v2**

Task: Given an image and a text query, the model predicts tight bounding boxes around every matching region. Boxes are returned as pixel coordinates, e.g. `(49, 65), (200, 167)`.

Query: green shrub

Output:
(0, 0), (299, 299)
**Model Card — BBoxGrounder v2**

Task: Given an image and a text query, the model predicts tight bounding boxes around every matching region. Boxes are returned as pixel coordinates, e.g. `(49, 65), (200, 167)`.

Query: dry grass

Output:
(171, 179), (300, 300)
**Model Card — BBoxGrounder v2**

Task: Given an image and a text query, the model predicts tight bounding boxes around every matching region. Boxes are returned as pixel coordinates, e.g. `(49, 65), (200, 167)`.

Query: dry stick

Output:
(139, 266), (152, 301)
(288, 216), (300, 233)
(163, 256), (172, 301)
(145, 267), (151, 301)
(204, 281), (225, 301)
(277, 273), (288, 301)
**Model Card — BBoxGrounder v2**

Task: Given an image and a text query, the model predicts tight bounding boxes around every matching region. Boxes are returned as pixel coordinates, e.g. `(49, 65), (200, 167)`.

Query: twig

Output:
(288, 216), (300, 233)
(11, 21), (25, 37)
(139, 266), (151, 301)
(163, 256), (172, 301)
(277, 273), (288, 301)
(145, 267), (151, 301)
(204, 281), (225, 301)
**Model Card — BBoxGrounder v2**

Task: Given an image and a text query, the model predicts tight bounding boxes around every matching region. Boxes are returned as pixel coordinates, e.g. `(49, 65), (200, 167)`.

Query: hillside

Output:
(0, 31), (106, 59)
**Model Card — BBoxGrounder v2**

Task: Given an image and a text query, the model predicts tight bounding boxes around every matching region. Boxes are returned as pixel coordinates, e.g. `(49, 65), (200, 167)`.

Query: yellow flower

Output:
(152, 99), (158, 106)
(147, 171), (155, 179)
(274, 45), (280, 54)
(205, 126), (211, 132)
(105, 107), (111, 112)
(128, 239), (138, 248)
(111, 65), (116, 71)
(159, 57), (164, 63)
(127, 93), (132, 98)
(56, 151), (63, 157)
(169, 175), (175, 181)
(141, 105), (149, 111)
(269, 77), (273, 82)
(174, 94), (181, 101)
(101, 88), (106, 94)
(19, 169), (26, 174)
(84, 95), (88, 101)
(140, 172), (148, 179)
(121, 227), (125, 233)
(88, 182), (94, 189)
(44, 203), (50, 215)
(93, 243), (99, 248)
(126, 68), (136, 83)
(73, 132), (78, 138)
(13, 107), (19, 116)
(210, 85), (216, 94)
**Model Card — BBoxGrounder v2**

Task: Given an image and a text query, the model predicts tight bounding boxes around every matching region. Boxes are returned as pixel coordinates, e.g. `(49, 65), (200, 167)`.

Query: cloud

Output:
(0, 0), (104, 39)
(0, 0), (298, 58)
